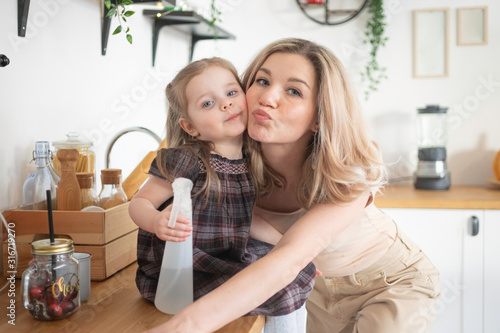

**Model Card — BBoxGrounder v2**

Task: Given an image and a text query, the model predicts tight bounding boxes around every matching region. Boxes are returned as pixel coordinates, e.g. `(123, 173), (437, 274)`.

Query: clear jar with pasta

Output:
(52, 133), (95, 176)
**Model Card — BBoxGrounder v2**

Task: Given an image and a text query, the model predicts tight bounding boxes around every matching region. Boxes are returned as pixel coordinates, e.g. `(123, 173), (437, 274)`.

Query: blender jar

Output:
(416, 105), (448, 149)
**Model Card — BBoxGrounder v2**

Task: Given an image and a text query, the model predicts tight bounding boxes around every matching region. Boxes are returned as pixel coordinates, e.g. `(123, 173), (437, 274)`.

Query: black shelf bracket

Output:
(102, 4), (112, 55)
(151, 14), (197, 66)
(18, 0), (30, 37)
(143, 9), (235, 66)
(190, 35), (216, 64)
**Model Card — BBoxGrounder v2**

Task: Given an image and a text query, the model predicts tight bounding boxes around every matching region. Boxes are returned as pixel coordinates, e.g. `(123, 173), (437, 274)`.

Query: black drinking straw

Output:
(46, 190), (57, 283)
(46, 190), (55, 244)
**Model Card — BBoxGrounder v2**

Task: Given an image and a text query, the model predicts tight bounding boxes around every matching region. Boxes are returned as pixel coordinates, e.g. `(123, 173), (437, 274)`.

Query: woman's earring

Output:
(311, 132), (319, 170)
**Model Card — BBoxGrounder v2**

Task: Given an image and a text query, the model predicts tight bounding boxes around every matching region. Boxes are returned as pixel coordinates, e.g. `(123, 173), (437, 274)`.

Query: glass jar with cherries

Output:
(21, 238), (80, 320)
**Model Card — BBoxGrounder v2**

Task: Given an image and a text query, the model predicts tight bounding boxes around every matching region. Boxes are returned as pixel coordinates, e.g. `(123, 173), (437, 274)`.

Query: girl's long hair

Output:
(242, 38), (387, 208)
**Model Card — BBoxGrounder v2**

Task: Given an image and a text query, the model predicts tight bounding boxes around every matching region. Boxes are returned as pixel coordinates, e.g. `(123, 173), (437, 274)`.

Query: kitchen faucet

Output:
(105, 126), (162, 169)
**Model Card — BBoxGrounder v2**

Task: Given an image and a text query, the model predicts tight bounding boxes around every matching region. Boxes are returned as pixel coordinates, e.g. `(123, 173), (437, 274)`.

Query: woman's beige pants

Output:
(306, 230), (441, 333)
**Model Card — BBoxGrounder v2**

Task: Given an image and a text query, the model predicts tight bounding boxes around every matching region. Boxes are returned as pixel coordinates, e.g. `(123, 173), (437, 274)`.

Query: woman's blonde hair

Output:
(242, 38), (387, 208)
(159, 57), (255, 200)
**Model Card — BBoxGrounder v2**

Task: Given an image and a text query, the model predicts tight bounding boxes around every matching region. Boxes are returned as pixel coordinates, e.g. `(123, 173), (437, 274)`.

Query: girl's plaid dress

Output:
(136, 147), (316, 316)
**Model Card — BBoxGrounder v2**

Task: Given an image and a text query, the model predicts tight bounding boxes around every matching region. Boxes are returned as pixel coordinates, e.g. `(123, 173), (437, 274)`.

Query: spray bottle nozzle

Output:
(167, 178), (193, 228)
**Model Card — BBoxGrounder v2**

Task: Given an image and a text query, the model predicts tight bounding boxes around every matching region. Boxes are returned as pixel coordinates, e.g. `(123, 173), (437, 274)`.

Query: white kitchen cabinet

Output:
(484, 210), (500, 333)
(380, 208), (484, 333)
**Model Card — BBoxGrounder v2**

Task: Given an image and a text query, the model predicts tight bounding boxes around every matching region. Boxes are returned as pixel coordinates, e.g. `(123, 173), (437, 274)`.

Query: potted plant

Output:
(105, 0), (136, 44)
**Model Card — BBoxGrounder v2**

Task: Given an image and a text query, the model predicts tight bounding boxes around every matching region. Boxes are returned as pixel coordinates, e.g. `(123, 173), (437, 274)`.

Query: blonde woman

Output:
(147, 39), (440, 333)
(129, 57), (315, 329)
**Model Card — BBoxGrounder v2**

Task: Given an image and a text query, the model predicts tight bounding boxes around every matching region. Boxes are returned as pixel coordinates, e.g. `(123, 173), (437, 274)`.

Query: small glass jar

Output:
(98, 169), (127, 209)
(76, 172), (98, 208)
(21, 238), (80, 321)
(52, 132), (95, 176)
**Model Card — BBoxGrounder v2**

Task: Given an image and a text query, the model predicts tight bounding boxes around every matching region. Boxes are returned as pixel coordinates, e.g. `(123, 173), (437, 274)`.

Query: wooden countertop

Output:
(0, 262), (264, 333)
(375, 184), (500, 209)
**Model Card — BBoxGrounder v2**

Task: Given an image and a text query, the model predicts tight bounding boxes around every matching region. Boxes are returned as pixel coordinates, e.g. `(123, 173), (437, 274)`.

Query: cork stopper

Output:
(101, 169), (122, 185)
(76, 172), (94, 189)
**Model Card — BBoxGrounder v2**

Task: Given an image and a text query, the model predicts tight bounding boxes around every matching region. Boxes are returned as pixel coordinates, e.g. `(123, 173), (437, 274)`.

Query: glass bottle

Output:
(76, 173), (98, 209)
(98, 169), (127, 209)
(52, 132), (95, 176)
(22, 141), (60, 210)
(21, 238), (80, 321)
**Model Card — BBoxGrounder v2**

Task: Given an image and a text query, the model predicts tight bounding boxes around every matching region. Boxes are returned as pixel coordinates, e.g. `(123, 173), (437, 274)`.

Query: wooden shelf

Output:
(142, 9), (235, 66)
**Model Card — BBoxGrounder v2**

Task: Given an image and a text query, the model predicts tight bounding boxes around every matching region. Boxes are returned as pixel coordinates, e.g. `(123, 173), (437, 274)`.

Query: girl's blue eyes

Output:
(201, 90), (238, 108)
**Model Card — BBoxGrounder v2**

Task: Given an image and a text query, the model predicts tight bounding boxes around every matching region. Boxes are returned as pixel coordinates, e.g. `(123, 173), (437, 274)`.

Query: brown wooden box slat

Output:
(3, 230), (138, 281)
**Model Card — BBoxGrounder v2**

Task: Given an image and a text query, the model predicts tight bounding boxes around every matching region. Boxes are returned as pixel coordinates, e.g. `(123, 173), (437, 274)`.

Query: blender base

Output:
(414, 174), (451, 190)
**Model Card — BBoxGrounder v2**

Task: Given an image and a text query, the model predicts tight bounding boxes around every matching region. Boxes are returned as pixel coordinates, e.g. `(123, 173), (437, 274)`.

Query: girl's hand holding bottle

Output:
(154, 204), (192, 242)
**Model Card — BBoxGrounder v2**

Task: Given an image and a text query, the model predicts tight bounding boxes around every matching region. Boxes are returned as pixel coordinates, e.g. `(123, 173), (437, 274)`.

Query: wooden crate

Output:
(2, 203), (138, 281)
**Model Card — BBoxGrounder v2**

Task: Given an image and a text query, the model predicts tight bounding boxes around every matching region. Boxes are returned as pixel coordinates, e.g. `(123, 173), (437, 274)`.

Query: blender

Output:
(414, 105), (451, 190)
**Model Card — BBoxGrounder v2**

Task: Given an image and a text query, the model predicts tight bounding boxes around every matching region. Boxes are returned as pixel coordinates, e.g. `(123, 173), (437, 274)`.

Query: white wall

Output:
(1, 0), (499, 211)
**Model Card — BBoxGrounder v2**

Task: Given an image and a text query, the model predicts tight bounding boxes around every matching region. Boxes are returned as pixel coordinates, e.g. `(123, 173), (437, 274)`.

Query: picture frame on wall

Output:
(413, 8), (449, 78)
(457, 6), (488, 46)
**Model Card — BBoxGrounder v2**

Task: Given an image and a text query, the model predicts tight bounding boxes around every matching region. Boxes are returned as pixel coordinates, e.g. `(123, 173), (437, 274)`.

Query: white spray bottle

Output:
(154, 177), (194, 314)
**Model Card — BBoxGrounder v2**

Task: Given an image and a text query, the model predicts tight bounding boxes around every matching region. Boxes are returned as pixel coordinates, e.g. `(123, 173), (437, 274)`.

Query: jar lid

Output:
(53, 132), (93, 149)
(31, 238), (74, 255)
(76, 172), (94, 189)
(101, 168), (122, 185)
(417, 105), (448, 114)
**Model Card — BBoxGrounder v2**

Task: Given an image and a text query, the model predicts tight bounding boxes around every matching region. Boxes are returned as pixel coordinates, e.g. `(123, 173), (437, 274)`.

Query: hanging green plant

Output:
(207, 0), (222, 39)
(105, 0), (136, 44)
(361, 0), (388, 100)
